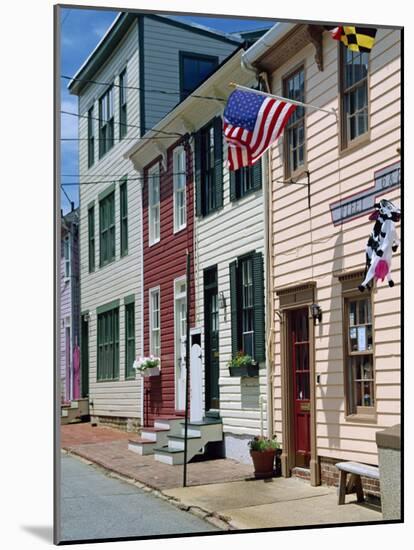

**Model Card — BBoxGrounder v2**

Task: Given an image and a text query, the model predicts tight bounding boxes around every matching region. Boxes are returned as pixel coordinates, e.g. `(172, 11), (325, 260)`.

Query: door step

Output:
(292, 467), (311, 482)
(128, 438), (157, 456)
(61, 398), (89, 425)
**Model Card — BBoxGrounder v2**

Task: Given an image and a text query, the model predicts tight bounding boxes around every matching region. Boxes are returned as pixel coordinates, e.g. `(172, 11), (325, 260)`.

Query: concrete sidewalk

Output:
(164, 477), (383, 530)
(61, 423), (382, 530)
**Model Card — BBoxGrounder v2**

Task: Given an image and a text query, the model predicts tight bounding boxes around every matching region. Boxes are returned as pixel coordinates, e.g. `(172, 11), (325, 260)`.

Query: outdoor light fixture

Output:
(218, 291), (226, 309)
(310, 303), (322, 325)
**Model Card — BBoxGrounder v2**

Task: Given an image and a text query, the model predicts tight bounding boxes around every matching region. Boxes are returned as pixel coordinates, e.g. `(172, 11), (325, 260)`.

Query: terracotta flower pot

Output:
(250, 449), (276, 479)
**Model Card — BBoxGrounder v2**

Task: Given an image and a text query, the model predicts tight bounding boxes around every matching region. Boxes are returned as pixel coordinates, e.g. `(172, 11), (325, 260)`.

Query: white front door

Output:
(175, 279), (187, 411)
(190, 343), (203, 422)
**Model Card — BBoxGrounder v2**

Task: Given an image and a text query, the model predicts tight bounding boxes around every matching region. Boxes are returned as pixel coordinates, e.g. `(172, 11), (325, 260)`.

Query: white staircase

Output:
(128, 417), (223, 465)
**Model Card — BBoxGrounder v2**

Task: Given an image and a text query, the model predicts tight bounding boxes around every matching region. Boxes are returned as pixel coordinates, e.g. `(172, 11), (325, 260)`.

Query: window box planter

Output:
(140, 366), (161, 378)
(228, 362), (259, 377)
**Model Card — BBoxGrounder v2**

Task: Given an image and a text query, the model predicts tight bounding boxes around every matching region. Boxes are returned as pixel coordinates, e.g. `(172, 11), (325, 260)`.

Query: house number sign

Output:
(330, 161), (400, 226)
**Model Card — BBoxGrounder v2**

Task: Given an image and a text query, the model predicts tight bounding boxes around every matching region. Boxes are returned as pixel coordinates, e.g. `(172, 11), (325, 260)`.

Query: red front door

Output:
(289, 308), (311, 468)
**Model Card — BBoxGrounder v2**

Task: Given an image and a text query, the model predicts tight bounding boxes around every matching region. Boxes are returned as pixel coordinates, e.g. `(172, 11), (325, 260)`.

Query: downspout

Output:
(240, 57), (274, 439)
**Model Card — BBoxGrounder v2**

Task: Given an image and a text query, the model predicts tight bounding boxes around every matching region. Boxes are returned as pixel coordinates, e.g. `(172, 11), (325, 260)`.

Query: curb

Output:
(61, 448), (235, 531)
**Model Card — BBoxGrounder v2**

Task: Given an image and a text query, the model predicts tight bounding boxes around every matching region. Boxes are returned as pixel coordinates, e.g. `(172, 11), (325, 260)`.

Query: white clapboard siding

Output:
(78, 21), (143, 421)
(195, 143), (267, 437)
(76, 17), (240, 423)
(269, 28), (401, 465)
(142, 16), (239, 132)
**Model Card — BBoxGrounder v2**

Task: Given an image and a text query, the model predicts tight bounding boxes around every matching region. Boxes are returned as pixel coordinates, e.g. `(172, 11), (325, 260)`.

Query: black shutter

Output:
(252, 251), (265, 362)
(214, 117), (223, 209)
(229, 260), (240, 358)
(229, 169), (237, 202)
(194, 130), (202, 217)
(252, 159), (262, 191)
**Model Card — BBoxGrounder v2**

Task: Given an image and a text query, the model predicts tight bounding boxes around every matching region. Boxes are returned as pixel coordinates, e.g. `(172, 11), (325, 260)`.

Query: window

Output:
(88, 106), (95, 167)
(97, 306), (119, 380)
(173, 146), (186, 232)
(283, 67), (305, 176)
(230, 161), (262, 201)
(195, 118), (223, 217)
(99, 190), (115, 267)
(340, 45), (369, 148)
(229, 252), (265, 362)
(150, 288), (160, 357)
(148, 163), (160, 245)
(99, 85), (114, 157)
(88, 205), (95, 272)
(180, 52), (218, 100)
(63, 235), (71, 280)
(241, 258), (254, 357)
(119, 68), (127, 140)
(125, 301), (135, 379)
(344, 295), (374, 415)
(120, 179), (128, 256)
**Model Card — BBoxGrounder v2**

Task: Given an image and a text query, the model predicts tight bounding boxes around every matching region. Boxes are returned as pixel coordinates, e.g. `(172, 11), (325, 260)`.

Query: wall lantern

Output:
(218, 291), (226, 310)
(310, 303), (322, 325)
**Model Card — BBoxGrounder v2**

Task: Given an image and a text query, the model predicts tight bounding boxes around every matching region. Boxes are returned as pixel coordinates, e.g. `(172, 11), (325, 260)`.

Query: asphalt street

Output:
(59, 454), (219, 542)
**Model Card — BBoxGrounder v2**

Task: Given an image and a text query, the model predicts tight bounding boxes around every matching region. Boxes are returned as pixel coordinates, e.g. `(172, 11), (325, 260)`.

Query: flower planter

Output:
(228, 363), (259, 377)
(250, 449), (276, 479)
(140, 366), (161, 377)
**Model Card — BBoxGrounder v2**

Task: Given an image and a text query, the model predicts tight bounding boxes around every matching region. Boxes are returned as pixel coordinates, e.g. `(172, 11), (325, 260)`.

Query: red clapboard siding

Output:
(143, 138), (195, 426)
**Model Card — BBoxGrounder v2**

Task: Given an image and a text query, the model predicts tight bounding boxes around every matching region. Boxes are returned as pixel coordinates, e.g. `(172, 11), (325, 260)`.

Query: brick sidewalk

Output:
(60, 423), (253, 491)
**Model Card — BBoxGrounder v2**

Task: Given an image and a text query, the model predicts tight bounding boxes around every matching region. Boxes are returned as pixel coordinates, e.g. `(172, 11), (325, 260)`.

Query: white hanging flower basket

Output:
(141, 365), (161, 377)
(133, 356), (161, 378)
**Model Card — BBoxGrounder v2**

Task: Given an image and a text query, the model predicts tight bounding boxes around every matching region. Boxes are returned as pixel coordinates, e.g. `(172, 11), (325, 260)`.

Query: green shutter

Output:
(194, 130), (202, 217)
(229, 169), (237, 202)
(214, 117), (223, 209)
(252, 251), (265, 362)
(252, 159), (262, 191)
(125, 302), (135, 379)
(120, 179), (128, 256)
(229, 260), (240, 358)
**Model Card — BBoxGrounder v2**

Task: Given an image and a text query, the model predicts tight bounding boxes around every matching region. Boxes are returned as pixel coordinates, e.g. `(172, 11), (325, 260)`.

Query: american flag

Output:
(223, 88), (296, 171)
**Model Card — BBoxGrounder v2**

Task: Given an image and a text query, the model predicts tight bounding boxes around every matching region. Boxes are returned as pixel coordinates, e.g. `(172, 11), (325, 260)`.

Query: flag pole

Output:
(229, 82), (337, 118)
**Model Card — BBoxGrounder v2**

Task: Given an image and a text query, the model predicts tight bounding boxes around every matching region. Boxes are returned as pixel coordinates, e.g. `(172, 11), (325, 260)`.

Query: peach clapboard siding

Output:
(269, 28), (401, 465)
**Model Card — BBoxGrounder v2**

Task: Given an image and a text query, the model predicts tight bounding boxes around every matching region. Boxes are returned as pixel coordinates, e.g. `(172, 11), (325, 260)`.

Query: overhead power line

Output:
(61, 172), (187, 186)
(61, 110), (185, 138)
(61, 75), (226, 102)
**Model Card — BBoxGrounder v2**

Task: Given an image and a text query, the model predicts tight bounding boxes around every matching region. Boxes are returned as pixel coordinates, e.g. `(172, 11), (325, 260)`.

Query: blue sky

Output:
(60, 7), (276, 213)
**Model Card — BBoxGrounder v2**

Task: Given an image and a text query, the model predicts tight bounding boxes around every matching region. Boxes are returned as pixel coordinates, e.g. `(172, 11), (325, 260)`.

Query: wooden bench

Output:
(335, 461), (380, 505)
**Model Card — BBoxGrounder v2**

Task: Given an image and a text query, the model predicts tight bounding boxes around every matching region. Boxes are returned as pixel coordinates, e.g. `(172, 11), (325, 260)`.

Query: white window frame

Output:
(63, 235), (71, 281)
(174, 276), (187, 410)
(173, 146), (187, 233)
(149, 287), (161, 357)
(148, 163), (160, 246)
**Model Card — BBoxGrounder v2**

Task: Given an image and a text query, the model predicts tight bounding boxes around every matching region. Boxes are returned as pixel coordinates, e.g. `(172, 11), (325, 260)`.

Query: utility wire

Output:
(61, 9), (71, 27)
(61, 172), (187, 185)
(61, 110), (185, 137)
(61, 75), (226, 102)
(60, 136), (177, 141)
(61, 184), (73, 204)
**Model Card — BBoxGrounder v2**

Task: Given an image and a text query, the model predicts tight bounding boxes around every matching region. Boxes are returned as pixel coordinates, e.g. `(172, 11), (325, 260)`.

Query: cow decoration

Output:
(359, 199), (401, 292)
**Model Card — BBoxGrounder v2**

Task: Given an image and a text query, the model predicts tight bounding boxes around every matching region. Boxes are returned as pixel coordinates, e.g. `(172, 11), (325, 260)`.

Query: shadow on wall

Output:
(317, 231), (344, 449)
(240, 377), (261, 410)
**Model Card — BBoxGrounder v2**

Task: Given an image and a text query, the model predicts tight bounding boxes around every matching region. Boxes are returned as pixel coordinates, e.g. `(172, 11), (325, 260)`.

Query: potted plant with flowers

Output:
(248, 435), (280, 479)
(133, 355), (161, 377)
(228, 351), (258, 377)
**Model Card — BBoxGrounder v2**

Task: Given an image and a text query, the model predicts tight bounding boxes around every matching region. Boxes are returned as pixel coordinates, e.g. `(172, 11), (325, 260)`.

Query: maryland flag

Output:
(325, 26), (377, 53)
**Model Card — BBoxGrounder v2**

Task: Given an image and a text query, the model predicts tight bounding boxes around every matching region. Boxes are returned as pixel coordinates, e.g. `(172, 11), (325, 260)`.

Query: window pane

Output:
(182, 55), (217, 98)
